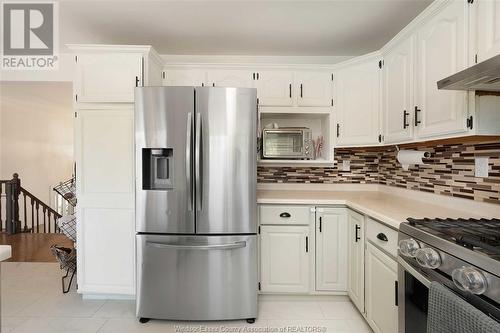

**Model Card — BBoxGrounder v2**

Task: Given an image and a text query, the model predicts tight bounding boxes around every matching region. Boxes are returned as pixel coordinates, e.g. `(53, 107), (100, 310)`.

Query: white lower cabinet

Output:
(365, 242), (398, 333)
(315, 208), (348, 291)
(347, 209), (365, 313)
(258, 203), (399, 333)
(260, 225), (310, 293)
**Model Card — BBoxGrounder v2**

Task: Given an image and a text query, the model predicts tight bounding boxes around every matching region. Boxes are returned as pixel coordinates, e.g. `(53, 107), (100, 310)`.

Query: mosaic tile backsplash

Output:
(257, 141), (500, 204)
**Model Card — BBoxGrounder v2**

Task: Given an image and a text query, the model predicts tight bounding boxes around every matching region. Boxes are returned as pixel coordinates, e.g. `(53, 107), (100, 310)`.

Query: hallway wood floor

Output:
(0, 233), (73, 262)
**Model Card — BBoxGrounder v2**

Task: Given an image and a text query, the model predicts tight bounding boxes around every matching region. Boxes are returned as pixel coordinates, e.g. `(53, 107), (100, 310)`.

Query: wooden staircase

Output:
(0, 173), (62, 235)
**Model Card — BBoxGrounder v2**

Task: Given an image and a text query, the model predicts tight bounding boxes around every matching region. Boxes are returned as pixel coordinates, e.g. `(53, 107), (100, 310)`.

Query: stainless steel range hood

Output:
(437, 54), (500, 91)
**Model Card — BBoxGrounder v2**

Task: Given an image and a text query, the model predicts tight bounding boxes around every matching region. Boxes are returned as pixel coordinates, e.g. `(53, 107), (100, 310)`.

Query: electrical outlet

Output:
(342, 160), (351, 172)
(475, 157), (489, 178)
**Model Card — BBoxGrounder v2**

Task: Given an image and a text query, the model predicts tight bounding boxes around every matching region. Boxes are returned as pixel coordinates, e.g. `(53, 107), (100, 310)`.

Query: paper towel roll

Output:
(397, 150), (430, 171)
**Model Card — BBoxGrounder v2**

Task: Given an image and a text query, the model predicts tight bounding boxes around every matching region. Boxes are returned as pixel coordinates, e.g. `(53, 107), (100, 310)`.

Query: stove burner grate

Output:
(406, 218), (500, 256)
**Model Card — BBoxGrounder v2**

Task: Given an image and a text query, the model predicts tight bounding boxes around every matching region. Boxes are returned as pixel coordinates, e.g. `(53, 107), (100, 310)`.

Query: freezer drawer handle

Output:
(146, 241), (246, 250)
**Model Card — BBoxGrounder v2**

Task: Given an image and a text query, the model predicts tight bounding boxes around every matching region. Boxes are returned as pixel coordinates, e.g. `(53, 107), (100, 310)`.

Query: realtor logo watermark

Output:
(1, 1), (59, 70)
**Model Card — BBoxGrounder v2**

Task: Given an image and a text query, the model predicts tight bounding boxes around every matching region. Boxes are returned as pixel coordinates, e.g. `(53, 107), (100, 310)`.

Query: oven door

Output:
(262, 130), (306, 159)
(398, 257), (431, 333)
(398, 256), (500, 333)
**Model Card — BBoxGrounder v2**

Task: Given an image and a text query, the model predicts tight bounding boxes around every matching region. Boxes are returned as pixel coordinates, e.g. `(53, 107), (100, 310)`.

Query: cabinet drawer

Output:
(259, 205), (312, 225)
(366, 217), (398, 257)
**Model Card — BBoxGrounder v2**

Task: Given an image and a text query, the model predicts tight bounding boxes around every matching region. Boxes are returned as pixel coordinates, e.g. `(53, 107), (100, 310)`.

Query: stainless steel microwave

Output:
(262, 127), (313, 159)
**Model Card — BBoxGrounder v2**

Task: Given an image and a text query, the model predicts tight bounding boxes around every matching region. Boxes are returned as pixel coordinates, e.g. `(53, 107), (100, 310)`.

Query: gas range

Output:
(400, 218), (500, 278)
(398, 218), (500, 333)
(398, 217), (500, 324)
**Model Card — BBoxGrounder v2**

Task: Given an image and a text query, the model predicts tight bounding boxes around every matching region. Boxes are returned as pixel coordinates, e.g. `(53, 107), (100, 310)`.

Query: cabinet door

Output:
(347, 210), (365, 313)
(365, 242), (398, 333)
(476, 0), (500, 62)
(207, 70), (254, 88)
(383, 37), (415, 144)
(255, 71), (294, 106)
(415, 1), (468, 139)
(145, 56), (164, 87)
(334, 59), (381, 146)
(163, 69), (207, 86)
(296, 72), (333, 107)
(315, 208), (348, 291)
(260, 225), (310, 293)
(75, 107), (135, 295)
(75, 53), (142, 103)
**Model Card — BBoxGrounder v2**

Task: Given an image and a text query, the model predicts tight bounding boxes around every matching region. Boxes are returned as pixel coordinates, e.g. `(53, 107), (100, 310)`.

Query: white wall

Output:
(0, 81), (74, 206)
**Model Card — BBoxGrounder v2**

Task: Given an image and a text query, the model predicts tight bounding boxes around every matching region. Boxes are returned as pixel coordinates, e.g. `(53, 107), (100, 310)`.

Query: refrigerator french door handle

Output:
(195, 113), (202, 211)
(186, 112), (193, 211)
(146, 241), (246, 250)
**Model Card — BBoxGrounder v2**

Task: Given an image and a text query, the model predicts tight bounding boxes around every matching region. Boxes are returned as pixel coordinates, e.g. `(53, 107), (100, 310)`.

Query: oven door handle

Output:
(398, 256), (431, 288)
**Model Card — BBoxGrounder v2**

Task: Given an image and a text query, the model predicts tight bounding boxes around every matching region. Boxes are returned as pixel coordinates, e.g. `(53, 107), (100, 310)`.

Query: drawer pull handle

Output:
(377, 233), (388, 242)
(355, 224), (361, 242)
(279, 212), (291, 218)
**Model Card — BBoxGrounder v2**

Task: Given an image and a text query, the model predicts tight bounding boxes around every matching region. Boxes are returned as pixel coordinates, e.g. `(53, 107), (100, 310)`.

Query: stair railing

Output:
(0, 173), (62, 234)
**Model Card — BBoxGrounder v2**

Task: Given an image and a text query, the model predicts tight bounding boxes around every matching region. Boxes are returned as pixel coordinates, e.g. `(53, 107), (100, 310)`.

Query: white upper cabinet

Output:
(75, 53), (143, 103)
(163, 69), (207, 87)
(414, 0), (468, 139)
(255, 71), (294, 106)
(347, 209), (365, 314)
(475, 0), (500, 62)
(296, 71), (333, 107)
(260, 225), (310, 293)
(315, 208), (348, 291)
(207, 70), (254, 88)
(334, 56), (381, 146)
(383, 37), (415, 144)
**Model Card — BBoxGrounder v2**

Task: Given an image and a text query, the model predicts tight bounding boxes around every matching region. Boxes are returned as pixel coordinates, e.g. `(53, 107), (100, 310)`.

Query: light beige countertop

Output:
(257, 188), (500, 230)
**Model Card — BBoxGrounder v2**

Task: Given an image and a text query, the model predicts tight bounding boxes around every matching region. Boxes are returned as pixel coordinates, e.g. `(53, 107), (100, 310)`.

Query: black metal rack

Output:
(53, 177), (76, 207)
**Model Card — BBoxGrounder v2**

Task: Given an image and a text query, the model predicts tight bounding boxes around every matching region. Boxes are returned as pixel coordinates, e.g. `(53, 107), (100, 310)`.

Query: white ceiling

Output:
(59, 0), (432, 56)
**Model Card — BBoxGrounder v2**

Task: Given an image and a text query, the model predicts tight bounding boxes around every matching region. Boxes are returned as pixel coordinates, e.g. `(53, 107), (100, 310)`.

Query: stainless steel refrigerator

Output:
(134, 86), (258, 323)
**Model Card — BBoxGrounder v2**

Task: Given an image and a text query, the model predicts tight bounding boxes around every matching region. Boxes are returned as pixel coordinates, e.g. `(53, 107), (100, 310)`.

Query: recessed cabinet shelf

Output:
(258, 107), (335, 166)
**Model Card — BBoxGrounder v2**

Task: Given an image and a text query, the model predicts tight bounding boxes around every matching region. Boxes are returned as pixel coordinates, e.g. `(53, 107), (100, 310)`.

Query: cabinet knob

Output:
(279, 212), (291, 218)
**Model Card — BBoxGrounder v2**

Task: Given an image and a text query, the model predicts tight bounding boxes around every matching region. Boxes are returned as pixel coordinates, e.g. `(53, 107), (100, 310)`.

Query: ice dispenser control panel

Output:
(142, 148), (173, 190)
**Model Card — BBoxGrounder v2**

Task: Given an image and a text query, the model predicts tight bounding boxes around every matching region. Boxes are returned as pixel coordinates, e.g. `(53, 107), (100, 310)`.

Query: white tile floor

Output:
(1, 263), (373, 333)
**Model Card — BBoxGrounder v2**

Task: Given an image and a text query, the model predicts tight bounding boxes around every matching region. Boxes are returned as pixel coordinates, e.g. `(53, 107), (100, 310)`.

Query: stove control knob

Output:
(398, 239), (420, 257)
(452, 267), (488, 295)
(414, 248), (441, 269)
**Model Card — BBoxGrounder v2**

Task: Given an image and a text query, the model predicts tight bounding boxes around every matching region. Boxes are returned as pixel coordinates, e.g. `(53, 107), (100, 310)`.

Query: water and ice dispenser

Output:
(142, 148), (173, 190)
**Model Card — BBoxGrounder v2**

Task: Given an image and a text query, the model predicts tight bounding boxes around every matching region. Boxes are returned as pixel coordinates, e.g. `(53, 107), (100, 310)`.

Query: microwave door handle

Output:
(398, 257), (431, 288)
(186, 112), (193, 211)
(195, 113), (202, 211)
